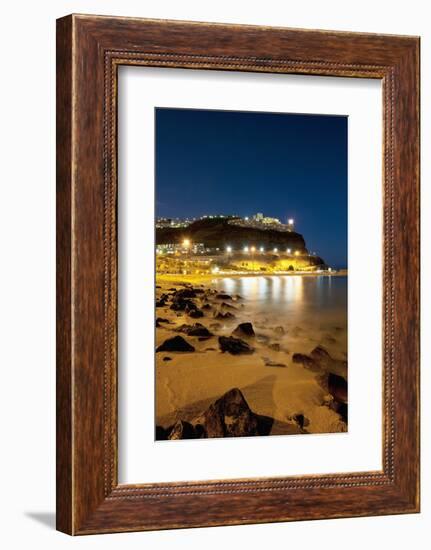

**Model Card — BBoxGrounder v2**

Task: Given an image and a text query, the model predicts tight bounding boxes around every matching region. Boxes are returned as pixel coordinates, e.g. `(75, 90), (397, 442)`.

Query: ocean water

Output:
(211, 275), (347, 340)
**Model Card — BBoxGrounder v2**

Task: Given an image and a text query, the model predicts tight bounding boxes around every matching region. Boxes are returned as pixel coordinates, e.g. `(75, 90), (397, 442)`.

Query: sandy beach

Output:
(155, 274), (348, 439)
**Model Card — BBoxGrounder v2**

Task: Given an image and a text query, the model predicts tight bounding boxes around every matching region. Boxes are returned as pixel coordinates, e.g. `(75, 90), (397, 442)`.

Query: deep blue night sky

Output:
(155, 108), (347, 268)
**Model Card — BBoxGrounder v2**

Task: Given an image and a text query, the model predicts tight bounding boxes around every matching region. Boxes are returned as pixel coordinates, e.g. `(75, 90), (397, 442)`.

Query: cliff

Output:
(156, 217), (308, 252)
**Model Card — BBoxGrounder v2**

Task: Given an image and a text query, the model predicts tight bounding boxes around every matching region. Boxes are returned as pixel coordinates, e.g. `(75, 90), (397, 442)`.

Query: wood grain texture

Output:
(56, 14), (420, 535)
(56, 15), (73, 535)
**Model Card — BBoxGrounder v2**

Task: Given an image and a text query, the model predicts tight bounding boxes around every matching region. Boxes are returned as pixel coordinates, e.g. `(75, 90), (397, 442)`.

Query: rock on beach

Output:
(218, 336), (254, 355)
(156, 335), (195, 353)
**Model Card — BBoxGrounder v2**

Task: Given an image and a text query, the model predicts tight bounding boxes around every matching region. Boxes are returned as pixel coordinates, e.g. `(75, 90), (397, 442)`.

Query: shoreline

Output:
(155, 275), (348, 438)
(157, 269), (348, 284)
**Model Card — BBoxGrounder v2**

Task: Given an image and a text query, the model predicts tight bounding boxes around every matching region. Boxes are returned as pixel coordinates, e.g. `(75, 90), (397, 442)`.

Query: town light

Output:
(226, 246), (232, 253)
(259, 246), (264, 252)
(286, 248), (291, 254)
(211, 266), (220, 274)
(294, 250), (300, 256)
(245, 216), (249, 221)
(243, 246), (249, 253)
(273, 247), (278, 253)
(182, 238), (191, 248)
(288, 218), (294, 225)
(251, 246), (256, 252)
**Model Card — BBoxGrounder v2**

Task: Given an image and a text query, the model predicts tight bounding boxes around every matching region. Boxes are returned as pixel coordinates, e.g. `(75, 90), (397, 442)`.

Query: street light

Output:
(259, 246), (264, 252)
(226, 246), (232, 253)
(294, 250), (300, 256)
(273, 247), (278, 253)
(286, 248), (291, 254)
(243, 246), (249, 253)
(288, 218), (294, 225)
(182, 238), (191, 248)
(250, 246), (256, 252)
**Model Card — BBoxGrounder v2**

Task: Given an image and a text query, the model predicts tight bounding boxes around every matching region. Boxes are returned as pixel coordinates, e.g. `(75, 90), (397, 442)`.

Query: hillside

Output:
(156, 217), (308, 252)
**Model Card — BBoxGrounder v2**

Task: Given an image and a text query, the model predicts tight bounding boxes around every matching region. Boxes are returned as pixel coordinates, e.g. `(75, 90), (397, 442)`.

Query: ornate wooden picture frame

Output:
(56, 14), (420, 535)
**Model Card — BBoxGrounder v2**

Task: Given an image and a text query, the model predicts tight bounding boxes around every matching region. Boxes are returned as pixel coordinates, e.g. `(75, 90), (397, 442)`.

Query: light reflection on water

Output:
(212, 275), (347, 324)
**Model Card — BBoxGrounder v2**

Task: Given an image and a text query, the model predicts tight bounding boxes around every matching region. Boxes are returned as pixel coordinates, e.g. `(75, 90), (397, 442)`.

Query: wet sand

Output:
(155, 275), (348, 438)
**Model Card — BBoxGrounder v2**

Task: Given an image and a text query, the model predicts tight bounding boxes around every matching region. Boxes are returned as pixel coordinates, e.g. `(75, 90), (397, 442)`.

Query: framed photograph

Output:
(56, 14), (420, 534)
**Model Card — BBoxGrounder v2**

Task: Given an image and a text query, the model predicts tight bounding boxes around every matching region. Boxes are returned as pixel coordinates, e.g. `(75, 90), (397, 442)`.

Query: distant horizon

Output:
(155, 107), (347, 268)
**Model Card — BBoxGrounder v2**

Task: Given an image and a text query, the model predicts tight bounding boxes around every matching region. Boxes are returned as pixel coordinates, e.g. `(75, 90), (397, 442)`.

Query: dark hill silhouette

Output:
(156, 217), (308, 252)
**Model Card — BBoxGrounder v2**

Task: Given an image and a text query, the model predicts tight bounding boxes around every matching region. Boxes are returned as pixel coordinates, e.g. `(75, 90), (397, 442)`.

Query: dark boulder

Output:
(170, 298), (197, 311)
(232, 322), (255, 338)
(291, 413), (309, 429)
(292, 346), (346, 374)
(187, 307), (204, 318)
(173, 288), (197, 299)
(168, 420), (197, 440)
(310, 345), (332, 366)
(177, 323), (213, 338)
(328, 372), (348, 404)
(317, 370), (348, 424)
(175, 323), (191, 333)
(310, 346), (348, 376)
(156, 335), (195, 353)
(157, 388), (274, 440)
(156, 317), (170, 324)
(215, 293), (232, 300)
(195, 388), (259, 438)
(213, 310), (235, 320)
(188, 324), (212, 337)
(218, 336), (254, 355)
(155, 425), (168, 440)
(335, 402), (348, 423)
(204, 288), (216, 296)
(292, 353), (317, 370)
(156, 316), (172, 327)
(220, 301), (237, 310)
